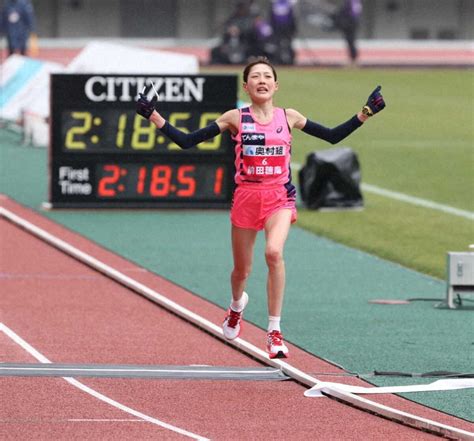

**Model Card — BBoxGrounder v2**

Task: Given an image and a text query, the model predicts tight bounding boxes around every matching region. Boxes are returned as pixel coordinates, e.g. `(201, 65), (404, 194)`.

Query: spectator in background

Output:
(247, 14), (276, 61)
(331, 0), (362, 65)
(269, 0), (296, 64)
(0, 0), (35, 56)
(211, 0), (298, 66)
(210, 0), (259, 65)
(210, 22), (247, 65)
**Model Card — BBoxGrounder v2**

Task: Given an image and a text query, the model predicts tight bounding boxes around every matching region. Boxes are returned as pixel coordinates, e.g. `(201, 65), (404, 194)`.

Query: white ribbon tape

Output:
(305, 378), (474, 397)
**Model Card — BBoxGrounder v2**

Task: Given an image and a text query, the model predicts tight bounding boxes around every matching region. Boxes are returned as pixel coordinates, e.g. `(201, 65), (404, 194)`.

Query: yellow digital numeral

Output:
(197, 112), (221, 150)
(116, 113), (127, 148)
(131, 115), (155, 150)
(64, 112), (92, 149)
(167, 112), (190, 150)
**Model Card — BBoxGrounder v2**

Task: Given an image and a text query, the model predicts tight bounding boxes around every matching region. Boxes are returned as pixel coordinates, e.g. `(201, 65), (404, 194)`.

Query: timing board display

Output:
(48, 73), (238, 208)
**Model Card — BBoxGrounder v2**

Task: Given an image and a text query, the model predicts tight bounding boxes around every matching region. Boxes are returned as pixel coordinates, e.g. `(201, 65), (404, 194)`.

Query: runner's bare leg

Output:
(264, 209), (292, 316)
(231, 225), (257, 302)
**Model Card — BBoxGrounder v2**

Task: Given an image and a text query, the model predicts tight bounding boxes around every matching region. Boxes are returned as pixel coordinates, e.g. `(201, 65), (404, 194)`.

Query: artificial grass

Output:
(224, 66), (473, 279)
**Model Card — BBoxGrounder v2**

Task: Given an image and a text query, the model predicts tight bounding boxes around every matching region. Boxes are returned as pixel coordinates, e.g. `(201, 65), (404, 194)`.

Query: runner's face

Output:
(243, 64), (278, 103)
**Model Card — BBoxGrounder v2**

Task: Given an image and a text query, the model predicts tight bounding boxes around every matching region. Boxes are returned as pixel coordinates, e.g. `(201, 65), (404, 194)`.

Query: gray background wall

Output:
(3, 0), (473, 40)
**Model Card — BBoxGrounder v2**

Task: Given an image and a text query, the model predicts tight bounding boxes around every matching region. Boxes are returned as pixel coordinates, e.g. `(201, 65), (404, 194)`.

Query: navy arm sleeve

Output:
(302, 115), (362, 145)
(160, 121), (221, 149)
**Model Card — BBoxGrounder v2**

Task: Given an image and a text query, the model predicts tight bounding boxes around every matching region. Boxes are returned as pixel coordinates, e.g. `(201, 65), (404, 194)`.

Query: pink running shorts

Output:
(230, 186), (297, 231)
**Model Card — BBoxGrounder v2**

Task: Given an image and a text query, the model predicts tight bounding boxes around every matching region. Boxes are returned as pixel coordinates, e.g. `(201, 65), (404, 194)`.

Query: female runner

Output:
(136, 57), (385, 358)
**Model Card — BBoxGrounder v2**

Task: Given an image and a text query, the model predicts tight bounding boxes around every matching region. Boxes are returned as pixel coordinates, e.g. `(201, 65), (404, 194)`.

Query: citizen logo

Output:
(84, 76), (206, 103)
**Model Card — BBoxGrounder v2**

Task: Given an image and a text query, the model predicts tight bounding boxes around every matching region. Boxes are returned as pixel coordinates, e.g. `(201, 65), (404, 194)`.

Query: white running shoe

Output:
(266, 330), (289, 359)
(222, 292), (249, 340)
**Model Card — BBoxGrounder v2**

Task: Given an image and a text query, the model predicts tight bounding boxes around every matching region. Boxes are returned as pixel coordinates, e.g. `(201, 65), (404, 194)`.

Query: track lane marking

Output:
(0, 322), (209, 441)
(291, 162), (474, 220)
(67, 419), (144, 422)
(361, 183), (474, 220)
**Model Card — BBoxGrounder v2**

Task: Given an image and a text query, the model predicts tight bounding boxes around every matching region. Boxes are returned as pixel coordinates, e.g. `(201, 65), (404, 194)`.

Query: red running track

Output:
(1, 197), (471, 440)
(2, 43), (473, 67)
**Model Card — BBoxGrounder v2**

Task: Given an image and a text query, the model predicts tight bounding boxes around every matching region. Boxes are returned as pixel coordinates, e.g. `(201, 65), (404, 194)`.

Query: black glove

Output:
(362, 85), (385, 117)
(136, 93), (157, 119)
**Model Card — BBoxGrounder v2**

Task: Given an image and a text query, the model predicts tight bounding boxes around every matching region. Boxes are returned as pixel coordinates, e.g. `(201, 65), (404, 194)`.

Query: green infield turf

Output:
(207, 67), (473, 279)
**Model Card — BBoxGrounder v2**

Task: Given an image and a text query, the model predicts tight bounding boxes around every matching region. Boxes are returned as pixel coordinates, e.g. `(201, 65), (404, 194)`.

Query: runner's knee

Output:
(265, 247), (284, 268)
(232, 266), (252, 282)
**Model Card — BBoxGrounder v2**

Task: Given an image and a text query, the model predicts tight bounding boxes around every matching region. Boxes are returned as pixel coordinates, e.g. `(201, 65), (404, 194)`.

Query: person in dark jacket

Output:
(269, 0), (297, 64)
(332, 0), (362, 65)
(1, 0), (35, 56)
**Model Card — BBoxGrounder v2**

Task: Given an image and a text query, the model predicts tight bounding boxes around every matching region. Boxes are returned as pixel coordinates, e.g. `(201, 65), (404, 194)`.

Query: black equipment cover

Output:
(299, 147), (363, 209)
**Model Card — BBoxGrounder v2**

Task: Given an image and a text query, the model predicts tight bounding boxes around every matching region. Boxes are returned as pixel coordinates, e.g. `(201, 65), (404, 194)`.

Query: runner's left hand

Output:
(363, 86), (385, 116)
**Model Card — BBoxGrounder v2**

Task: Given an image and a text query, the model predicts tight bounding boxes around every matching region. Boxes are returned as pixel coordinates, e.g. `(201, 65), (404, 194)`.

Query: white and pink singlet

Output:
(230, 106), (297, 230)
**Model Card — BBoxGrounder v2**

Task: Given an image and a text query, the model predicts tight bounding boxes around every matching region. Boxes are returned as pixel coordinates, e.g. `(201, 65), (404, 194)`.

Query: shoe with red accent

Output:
(266, 330), (289, 359)
(222, 292), (249, 340)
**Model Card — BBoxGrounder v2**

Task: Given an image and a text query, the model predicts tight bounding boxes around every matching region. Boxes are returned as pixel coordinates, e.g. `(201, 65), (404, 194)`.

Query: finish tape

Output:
(305, 378), (474, 397)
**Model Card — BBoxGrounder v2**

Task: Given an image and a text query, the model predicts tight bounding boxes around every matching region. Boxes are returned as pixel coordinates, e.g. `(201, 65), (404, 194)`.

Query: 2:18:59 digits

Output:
(62, 110), (223, 152)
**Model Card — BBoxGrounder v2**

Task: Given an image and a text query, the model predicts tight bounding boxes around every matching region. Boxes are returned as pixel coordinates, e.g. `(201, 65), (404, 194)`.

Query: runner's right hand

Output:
(136, 93), (157, 120)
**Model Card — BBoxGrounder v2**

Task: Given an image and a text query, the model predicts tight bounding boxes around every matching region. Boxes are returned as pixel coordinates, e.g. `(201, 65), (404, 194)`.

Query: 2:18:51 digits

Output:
(62, 110), (223, 152)
(96, 163), (227, 200)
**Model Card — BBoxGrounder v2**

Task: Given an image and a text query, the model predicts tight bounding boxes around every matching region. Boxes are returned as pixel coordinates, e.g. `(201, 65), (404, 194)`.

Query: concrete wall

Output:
(57, 0), (121, 37)
(370, 0), (472, 40)
(22, 0), (474, 40)
(297, 0), (473, 40)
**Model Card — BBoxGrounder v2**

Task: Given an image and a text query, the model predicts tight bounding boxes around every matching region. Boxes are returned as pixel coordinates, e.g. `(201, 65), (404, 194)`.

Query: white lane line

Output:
(1, 205), (473, 440)
(361, 183), (474, 220)
(0, 323), (209, 441)
(68, 419), (144, 422)
(291, 162), (474, 220)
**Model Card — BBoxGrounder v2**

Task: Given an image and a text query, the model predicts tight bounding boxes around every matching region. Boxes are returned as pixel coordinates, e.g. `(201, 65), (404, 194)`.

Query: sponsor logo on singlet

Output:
(242, 123), (256, 132)
(243, 146), (285, 156)
(242, 133), (265, 145)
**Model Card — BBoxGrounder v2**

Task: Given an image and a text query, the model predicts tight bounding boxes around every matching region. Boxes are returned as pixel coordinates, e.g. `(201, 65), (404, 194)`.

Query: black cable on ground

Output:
(309, 371), (474, 379)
